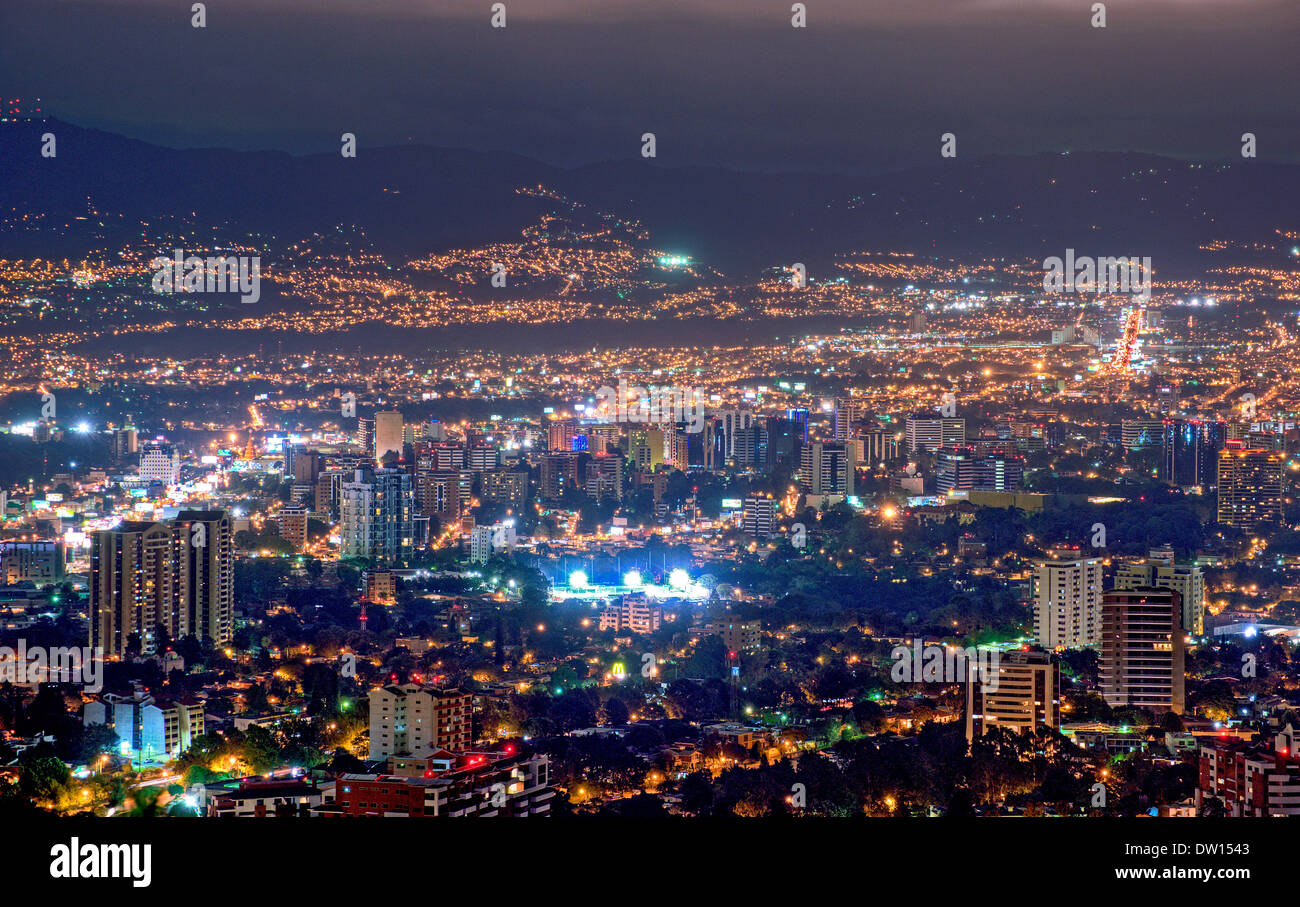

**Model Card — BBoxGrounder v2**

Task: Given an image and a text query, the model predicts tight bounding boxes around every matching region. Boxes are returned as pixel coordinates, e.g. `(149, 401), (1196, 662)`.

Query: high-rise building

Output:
(631, 470), (668, 503)
(374, 411), (404, 463)
(340, 468), (414, 564)
(315, 468), (348, 520)
(584, 455), (624, 502)
(1115, 556), (1206, 636)
(90, 521), (176, 657)
(1032, 557), (1103, 648)
(478, 469), (527, 507)
(974, 452), (1024, 492)
(539, 453), (579, 501)
(1120, 418), (1165, 451)
(91, 513), (235, 656)
(936, 446), (978, 493)
(628, 428), (665, 470)
(277, 503), (310, 551)
(419, 442), (466, 472)
(470, 523), (516, 563)
(1100, 587), (1185, 715)
(667, 429), (690, 471)
(718, 409), (754, 459)
(171, 510), (234, 647)
(832, 398), (860, 441)
(139, 443), (180, 484)
(1, 540), (64, 584)
(799, 441), (853, 496)
(465, 444), (498, 472)
(785, 408), (810, 444)
(861, 429), (901, 466)
(367, 684), (473, 760)
(964, 649), (1060, 744)
(905, 416), (965, 453)
(1160, 419), (1225, 489)
(356, 416), (375, 456)
(415, 469), (467, 523)
(112, 423), (138, 463)
(547, 419), (579, 452)
(598, 592), (662, 634)
(288, 445), (324, 485)
(690, 418), (723, 470)
(732, 422), (769, 469)
(1217, 443), (1283, 533)
(742, 496), (777, 537)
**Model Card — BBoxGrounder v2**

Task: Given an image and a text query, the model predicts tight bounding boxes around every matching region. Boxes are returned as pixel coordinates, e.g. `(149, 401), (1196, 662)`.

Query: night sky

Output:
(1, 0), (1295, 172)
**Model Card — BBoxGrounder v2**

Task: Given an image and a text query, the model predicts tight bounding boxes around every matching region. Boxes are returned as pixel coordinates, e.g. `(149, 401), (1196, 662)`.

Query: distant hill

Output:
(2, 118), (1297, 274)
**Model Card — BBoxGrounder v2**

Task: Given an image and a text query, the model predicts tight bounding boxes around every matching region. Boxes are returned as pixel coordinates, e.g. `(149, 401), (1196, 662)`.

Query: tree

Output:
(602, 697), (630, 726)
(19, 755), (70, 803)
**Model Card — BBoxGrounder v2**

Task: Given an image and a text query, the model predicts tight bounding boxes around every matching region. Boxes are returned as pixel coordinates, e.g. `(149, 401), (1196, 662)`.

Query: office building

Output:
(0, 540), (64, 584)
(905, 416), (965, 453)
(373, 411), (404, 462)
(1160, 419), (1225, 489)
(1121, 418), (1165, 451)
(861, 429), (901, 466)
(936, 446), (977, 494)
(732, 422), (769, 469)
(718, 409), (754, 459)
(964, 649), (1060, 743)
(139, 443), (180, 484)
(799, 441), (854, 496)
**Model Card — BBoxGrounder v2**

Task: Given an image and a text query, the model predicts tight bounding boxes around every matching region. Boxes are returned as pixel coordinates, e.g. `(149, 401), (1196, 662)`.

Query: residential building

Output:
(598, 592), (662, 634)
(340, 468), (414, 564)
(1100, 587), (1185, 715)
(1032, 557), (1103, 648)
(1217, 443), (1283, 533)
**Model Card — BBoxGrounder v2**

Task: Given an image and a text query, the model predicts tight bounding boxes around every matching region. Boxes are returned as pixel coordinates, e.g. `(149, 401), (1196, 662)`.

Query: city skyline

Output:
(0, 0), (1294, 888)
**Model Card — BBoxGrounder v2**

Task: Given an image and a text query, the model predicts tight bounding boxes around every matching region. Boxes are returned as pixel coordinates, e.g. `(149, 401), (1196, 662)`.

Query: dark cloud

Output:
(1, 0), (1295, 171)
